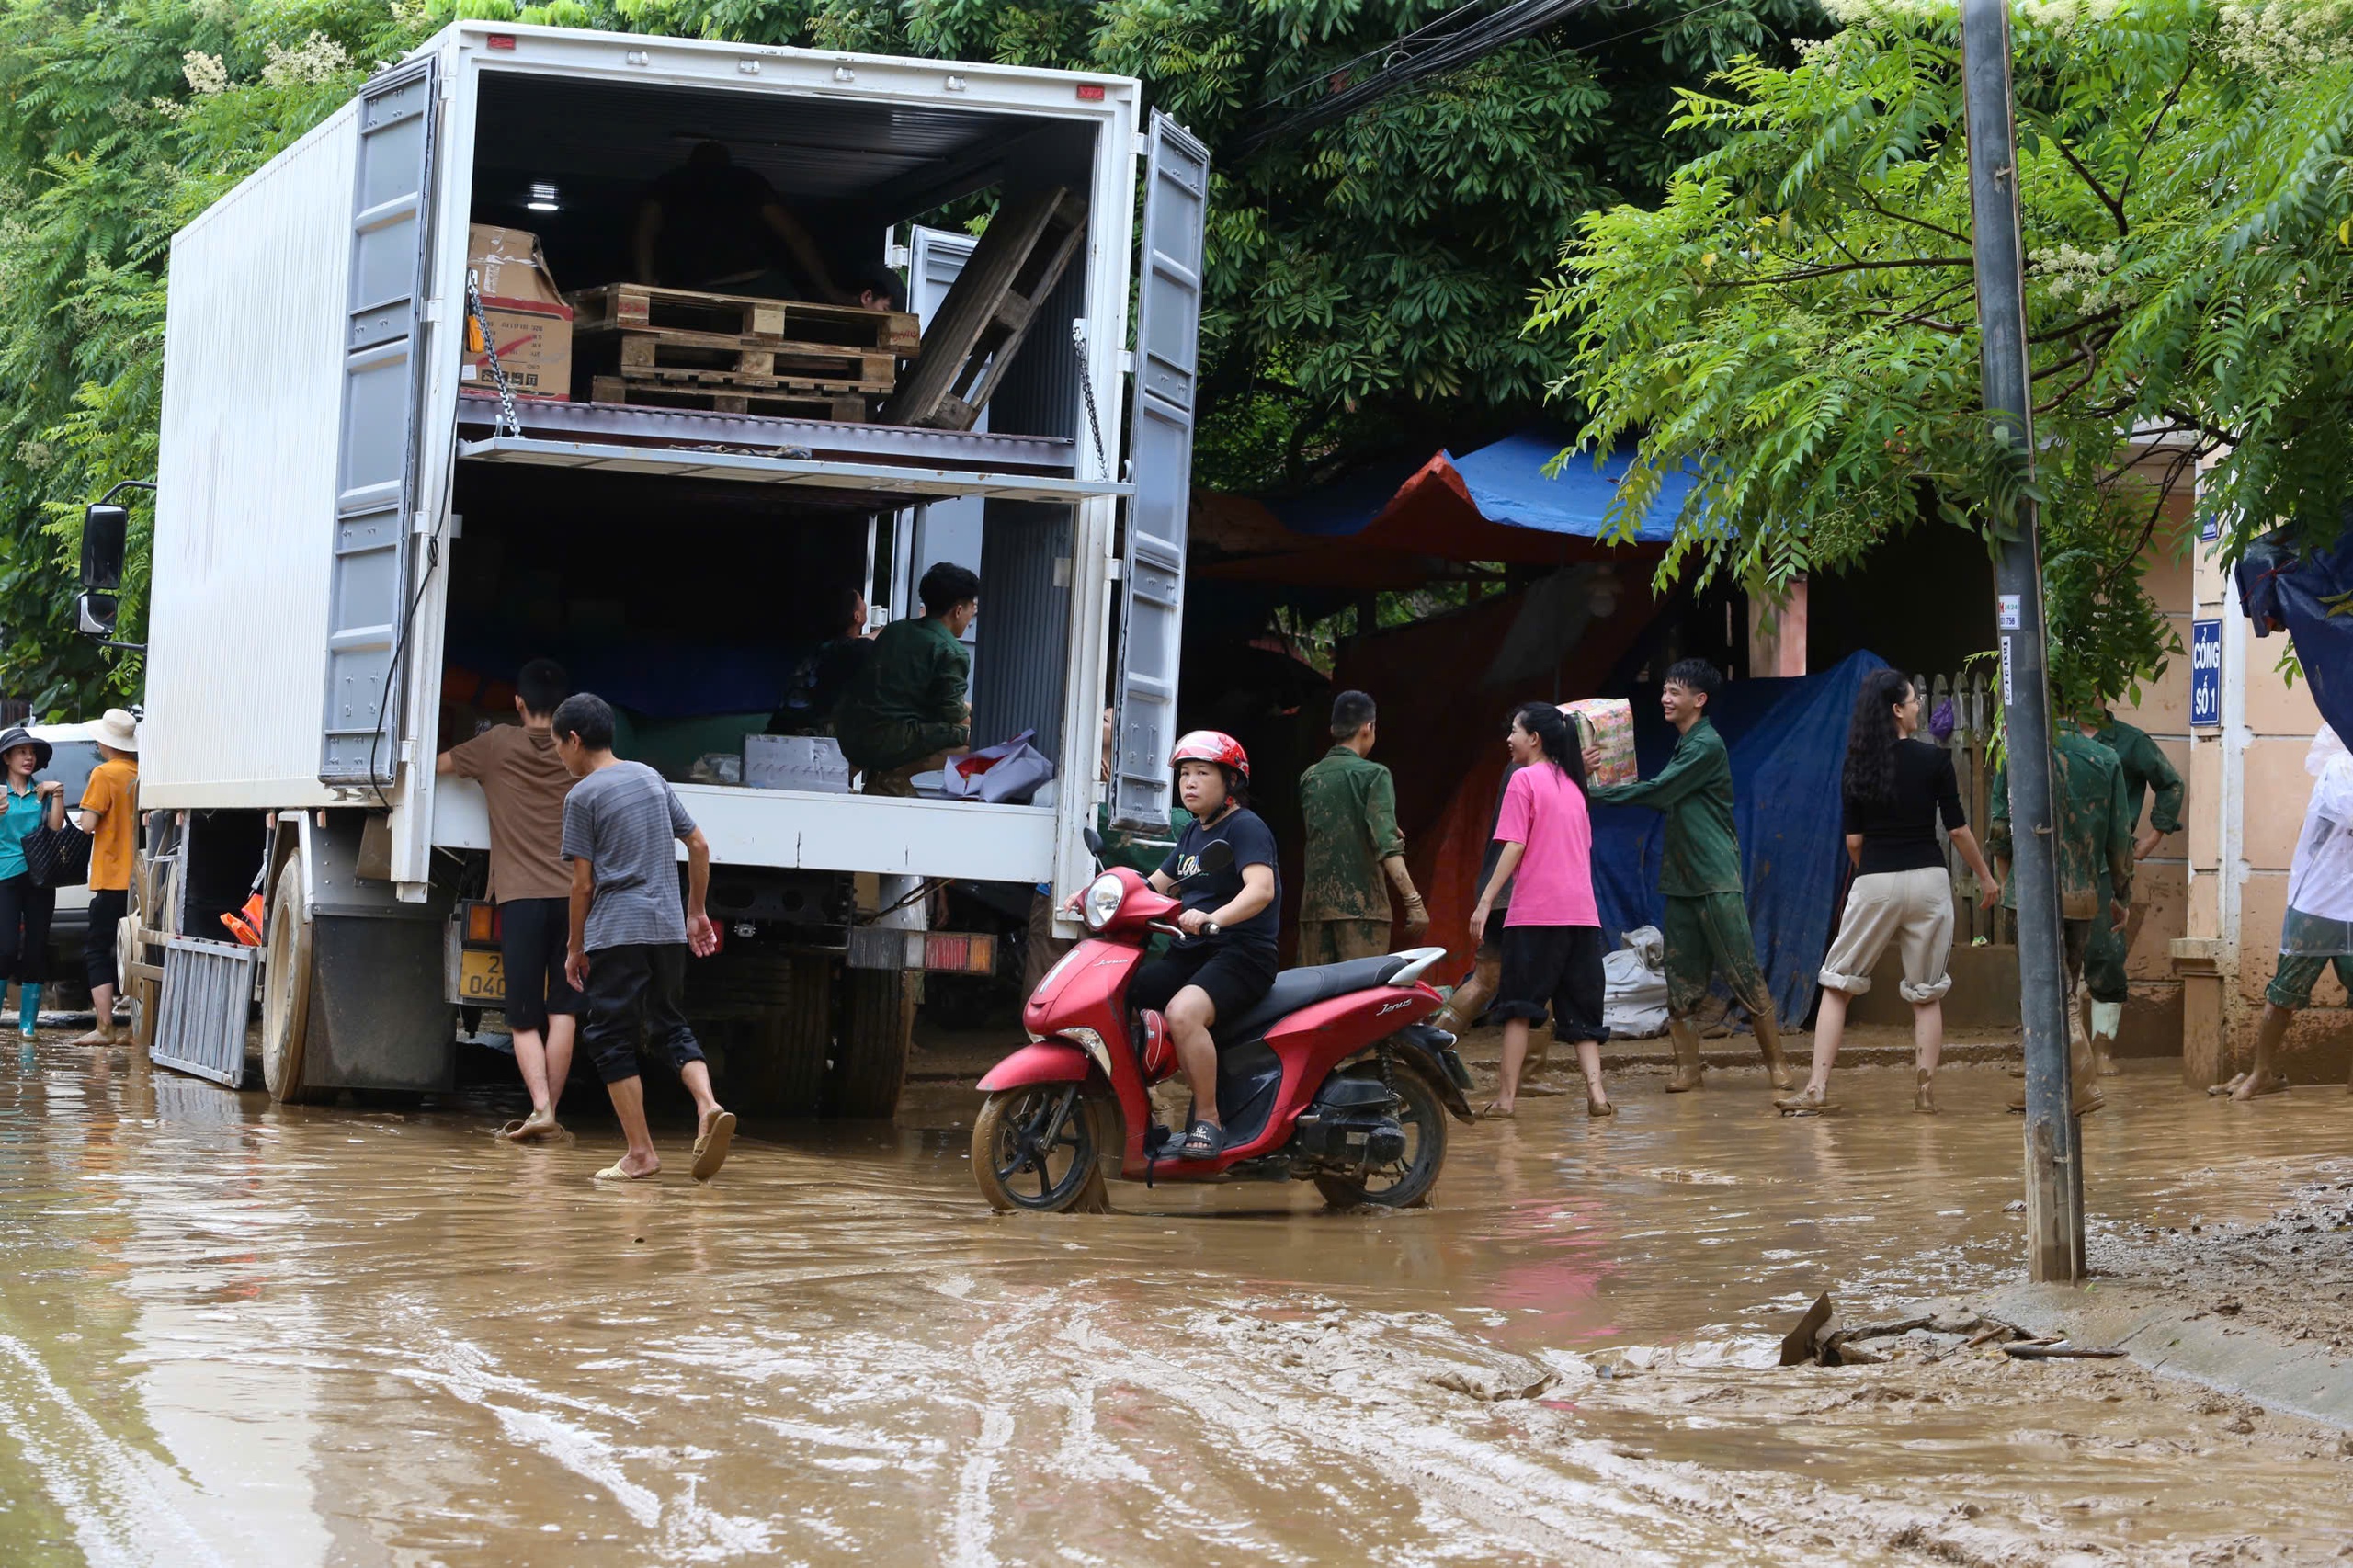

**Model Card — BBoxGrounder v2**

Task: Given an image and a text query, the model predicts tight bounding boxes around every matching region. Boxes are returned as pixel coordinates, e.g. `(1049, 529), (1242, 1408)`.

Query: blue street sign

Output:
(2190, 618), (2222, 727)
(2200, 513), (2219, 543)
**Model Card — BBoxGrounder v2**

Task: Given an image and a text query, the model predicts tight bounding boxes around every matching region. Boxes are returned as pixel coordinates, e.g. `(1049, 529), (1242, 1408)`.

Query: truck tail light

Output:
(487, 33), (517, 50)
(463, 901), (501, 947)
(1075, 84), (1105, 101)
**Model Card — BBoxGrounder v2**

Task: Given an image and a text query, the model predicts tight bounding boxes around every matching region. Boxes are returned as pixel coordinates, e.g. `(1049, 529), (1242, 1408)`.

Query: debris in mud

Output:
(1777, 1294), (2055, 1368)
(1426, 1367), (1560, 1402)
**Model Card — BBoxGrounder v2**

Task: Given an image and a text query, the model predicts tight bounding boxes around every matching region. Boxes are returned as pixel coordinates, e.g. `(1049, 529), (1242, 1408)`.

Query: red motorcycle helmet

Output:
(1168, 729), (1249, 781)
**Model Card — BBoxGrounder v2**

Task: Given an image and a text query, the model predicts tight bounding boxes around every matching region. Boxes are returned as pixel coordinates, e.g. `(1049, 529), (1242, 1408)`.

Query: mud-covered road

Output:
(5, 1037), (2349, 1565)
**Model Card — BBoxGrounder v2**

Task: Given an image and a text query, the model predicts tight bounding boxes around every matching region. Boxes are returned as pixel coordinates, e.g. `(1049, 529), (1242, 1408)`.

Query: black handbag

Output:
(24, 821), (91, 889)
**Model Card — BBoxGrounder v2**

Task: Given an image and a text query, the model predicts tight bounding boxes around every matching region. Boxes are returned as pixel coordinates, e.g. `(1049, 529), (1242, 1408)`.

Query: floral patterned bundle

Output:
(1560, 698), (1636, 789)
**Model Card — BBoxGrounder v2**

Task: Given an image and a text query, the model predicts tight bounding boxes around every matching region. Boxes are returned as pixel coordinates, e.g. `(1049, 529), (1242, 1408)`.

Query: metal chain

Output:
(1070, 321), (1109, 481)
(466, 269), (523, 440)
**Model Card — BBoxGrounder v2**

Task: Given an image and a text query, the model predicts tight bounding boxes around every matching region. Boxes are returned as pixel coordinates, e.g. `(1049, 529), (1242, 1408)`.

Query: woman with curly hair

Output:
(1779, 669), (2000, 1115)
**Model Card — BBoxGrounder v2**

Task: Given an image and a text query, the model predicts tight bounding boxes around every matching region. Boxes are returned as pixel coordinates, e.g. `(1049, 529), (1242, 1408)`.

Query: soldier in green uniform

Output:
(1297, 691), (1428, 966)
(2080, 706), (2185, 1073)
(1987, 726), (2134, 1117)
(1589, 659), (1794, 1093)
(834, 562), (978, 797)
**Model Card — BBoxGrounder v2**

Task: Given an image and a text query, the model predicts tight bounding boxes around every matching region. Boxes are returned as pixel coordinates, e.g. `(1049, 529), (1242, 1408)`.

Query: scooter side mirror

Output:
(1083, 826), (1104, 857)
(1195, 839), (1233, 874)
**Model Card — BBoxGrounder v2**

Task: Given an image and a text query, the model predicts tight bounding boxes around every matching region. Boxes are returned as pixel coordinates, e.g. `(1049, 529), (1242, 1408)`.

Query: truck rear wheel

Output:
(685, 941), (830, 1116)
(260, 856), (323, 1105)
(830, 968), (915, 1119)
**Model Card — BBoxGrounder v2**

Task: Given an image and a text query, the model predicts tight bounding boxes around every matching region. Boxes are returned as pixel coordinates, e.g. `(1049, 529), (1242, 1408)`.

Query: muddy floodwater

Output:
(5, 1036), (2350, 1565)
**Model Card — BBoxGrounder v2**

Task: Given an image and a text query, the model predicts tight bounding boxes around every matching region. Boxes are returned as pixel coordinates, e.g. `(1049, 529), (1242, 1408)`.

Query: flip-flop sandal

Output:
(494, 1119), (531, 1142)
(2231, 1073), (2289, 1101)
(1774, 1090), (1836, 1117)
(691, 1111), (736, 1181)
(2206, 1072), (2251, 1097)
(1476, 1102), (1516, 1120)
(1586, 1098), (1616, 1119)
(1176, 1119), (1222, 1160)
(594, 1161), (657, 1181)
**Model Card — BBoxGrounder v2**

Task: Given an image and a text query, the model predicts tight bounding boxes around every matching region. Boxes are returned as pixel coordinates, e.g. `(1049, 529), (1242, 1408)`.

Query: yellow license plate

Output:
(459, 949), (506, 1005)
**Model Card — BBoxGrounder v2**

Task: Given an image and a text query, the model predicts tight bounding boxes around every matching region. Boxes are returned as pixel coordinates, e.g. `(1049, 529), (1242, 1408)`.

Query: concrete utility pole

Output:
(1960, 0), (2084, 1282)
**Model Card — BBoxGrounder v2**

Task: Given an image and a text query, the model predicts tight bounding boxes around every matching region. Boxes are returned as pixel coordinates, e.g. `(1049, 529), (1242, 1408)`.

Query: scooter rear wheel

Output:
(973, 1085), (1102, 1213)
(1315, 1063), (1448, 1210)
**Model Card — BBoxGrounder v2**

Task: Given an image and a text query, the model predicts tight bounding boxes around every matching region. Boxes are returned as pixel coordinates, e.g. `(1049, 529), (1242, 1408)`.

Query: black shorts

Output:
(580, 942), (707, 1085)
(499, 896), (584, 1036)
(85, 887), (129, 992)
(1492, 924), (1609, 1043)
(1131, 941), (1279, 1031)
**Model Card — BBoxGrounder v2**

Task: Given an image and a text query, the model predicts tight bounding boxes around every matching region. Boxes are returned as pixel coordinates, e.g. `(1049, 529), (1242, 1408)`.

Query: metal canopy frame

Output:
(455, 435), (1130, 505)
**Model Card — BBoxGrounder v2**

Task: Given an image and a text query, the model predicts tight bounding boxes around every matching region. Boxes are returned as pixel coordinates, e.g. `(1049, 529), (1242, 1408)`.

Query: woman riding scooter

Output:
(1129, 731), (1281, 1161)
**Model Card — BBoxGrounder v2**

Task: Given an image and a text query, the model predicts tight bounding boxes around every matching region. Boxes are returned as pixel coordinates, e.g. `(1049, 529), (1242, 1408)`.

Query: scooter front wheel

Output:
(973, 1085), (1104, 1213)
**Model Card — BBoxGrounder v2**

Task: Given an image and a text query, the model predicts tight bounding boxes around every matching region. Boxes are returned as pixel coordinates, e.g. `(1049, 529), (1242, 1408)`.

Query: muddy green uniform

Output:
(1988, 730), (2135, 991)
(833, 616), (972, 794)
(2082, 717), (2183, 1005)
(1297, 745), (1404, 966)
(1589, 718), (1773, 1020)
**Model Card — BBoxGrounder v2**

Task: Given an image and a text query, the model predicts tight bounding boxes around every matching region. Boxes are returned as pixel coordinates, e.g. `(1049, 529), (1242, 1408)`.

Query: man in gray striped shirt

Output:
(555, 692), (735, 1183)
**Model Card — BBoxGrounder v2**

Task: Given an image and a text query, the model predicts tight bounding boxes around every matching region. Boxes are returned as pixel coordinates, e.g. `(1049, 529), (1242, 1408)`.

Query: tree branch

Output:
(1858, 308), (1969, 335)
(2027, 305), (2123, 345)
(1721, 256), (1975, 288)
(2051, 136), (2129, 235)
(2116, 60), (2195, 211)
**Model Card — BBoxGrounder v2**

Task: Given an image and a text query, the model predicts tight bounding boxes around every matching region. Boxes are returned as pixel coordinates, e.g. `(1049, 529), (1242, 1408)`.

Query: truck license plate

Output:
(459, 949), (506, 1005)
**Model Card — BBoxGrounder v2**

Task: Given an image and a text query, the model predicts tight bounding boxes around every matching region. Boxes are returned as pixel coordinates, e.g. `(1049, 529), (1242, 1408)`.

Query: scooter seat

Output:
(1212, 954), (1412, 1047)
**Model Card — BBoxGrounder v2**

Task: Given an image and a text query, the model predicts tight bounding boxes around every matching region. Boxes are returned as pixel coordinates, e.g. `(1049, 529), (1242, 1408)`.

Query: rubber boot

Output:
(1432, 954), (1501, 1036)
(18, 983), (40, 1040)
(2090, 1001), (2123, 1076)
(1753, 1011), (1796, 1092)
(1665, 1018), (1706, 1093)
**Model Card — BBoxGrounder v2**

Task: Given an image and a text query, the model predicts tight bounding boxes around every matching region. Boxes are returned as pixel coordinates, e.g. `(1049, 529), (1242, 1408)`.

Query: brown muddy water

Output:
(4, 1035), (2349, 1566)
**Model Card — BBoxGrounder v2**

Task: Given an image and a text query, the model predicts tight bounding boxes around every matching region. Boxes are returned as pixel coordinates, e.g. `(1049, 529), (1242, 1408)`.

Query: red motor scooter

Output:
(972, 838), (1477, 1212)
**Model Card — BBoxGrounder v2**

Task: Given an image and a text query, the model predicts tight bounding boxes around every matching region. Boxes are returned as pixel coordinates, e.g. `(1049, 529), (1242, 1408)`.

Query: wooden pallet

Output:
(610, 332), (897, 392)
(883, 187), (1087, 431)
(568, 282), (920, 355)
(590, 375), (868, 421)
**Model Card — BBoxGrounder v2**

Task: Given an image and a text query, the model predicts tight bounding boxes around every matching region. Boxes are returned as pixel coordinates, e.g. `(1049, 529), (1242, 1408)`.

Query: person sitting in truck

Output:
(767, 585), (876, 738)
(853, 262), (908, 313)
(631, 141), (854, 305)
(438, 659), (582, 1144)
(835, 562), (979, 798)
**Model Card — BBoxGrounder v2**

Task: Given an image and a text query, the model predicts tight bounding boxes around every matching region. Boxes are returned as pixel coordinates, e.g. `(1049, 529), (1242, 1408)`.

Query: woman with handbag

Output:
(0, 726), (67, 1039)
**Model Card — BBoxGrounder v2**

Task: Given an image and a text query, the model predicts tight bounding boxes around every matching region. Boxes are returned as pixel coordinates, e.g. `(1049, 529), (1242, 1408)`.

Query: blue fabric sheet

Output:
(2237, 525), (2353, 744)
(1449, 433), (1693, 546)
(1263, 430), (1698, 543)
(1590, 651), (1888, 1027)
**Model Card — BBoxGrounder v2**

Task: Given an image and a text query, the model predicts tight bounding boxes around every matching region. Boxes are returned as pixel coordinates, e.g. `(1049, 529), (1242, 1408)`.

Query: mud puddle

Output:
(5, 1038), (2349, 1565)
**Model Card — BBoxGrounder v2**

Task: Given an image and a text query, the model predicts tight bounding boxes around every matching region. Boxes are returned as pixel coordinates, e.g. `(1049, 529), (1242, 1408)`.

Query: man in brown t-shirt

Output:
(439, 659), (581, 1142)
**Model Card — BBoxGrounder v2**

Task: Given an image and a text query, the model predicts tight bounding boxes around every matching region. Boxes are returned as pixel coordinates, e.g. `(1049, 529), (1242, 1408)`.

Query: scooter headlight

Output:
(1082, 871), (1126, 931)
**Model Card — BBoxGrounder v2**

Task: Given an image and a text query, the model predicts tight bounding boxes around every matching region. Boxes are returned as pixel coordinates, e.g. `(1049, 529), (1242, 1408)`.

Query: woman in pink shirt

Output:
(1469, 702), (1610, 1119)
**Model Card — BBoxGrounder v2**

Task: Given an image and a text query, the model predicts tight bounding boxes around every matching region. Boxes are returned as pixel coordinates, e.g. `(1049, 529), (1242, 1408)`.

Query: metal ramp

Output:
(150, 937), (256, 1088)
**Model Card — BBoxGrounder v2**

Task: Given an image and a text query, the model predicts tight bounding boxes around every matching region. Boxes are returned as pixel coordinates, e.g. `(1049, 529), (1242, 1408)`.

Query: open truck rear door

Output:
(322, 58), (440, 790)
(1109, 112), (1209, 833)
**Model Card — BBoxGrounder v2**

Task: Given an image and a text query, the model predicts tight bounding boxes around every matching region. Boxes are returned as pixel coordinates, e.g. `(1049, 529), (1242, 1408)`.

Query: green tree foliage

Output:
(0, 0), (1825, 716)
(1537, 0), (2353, 708)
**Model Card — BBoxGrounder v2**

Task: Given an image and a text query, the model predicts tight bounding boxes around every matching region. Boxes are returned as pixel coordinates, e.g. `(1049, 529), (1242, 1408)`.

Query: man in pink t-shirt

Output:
(1469, 702), (1612, 1118)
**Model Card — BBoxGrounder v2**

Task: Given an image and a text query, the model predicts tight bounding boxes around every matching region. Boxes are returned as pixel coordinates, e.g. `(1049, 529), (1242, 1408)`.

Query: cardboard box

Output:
(461, 296), (572, 401)
(745, 733), (851, 793)
(467, 224), (563, 307)
(1561, 698), (1637, 789)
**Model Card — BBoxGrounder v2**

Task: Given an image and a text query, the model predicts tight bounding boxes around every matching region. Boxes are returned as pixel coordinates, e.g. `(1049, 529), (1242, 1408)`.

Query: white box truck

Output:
(112, 21), (1206, 1112)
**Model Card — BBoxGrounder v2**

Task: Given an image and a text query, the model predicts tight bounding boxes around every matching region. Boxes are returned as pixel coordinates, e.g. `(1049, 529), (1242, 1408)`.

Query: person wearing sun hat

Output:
(0, 723), (66, 1039)
(70, 709), (139, 1046)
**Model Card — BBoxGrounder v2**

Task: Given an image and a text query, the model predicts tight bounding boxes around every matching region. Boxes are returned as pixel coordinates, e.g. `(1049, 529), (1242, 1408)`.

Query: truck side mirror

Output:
(78, 593), (119, 638)
(82, 502), (128, 591)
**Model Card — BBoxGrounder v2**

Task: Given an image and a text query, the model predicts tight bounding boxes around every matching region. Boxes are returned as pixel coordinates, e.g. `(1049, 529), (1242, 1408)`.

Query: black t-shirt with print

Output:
(1158, 806), (1281, 954)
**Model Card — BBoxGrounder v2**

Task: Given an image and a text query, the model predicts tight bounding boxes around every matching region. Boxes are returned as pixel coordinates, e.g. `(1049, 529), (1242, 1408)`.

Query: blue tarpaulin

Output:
(1265, 430), (1696, 544)
(2238, 526), (2353, 744)
(1590, 651), (1889, 1027)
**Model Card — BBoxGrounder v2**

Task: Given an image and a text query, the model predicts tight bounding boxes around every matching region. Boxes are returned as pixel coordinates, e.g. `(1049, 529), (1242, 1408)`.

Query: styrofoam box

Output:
(745, 734), (851, 793)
